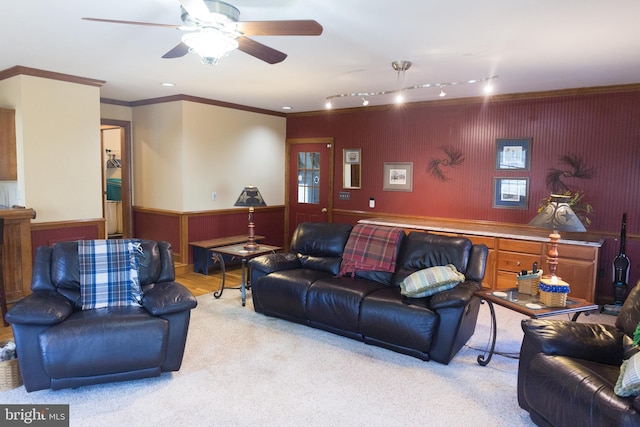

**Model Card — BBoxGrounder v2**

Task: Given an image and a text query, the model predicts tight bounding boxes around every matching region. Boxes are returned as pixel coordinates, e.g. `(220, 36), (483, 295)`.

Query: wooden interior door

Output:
(286, 138), (334, 247)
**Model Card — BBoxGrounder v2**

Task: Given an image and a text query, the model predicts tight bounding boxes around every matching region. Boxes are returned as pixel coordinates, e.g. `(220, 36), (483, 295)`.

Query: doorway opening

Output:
(100, 119), (133, 239)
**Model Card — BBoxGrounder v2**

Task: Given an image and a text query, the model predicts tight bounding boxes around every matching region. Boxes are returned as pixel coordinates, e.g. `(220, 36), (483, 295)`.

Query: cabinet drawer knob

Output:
(516, 261), (521, 266)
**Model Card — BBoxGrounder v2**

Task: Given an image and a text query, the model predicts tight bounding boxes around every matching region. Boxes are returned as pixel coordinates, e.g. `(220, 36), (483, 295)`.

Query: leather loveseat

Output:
(518, 281), (640, 426)
(249, 222), (488, 364)
(5, 240), (198, 392)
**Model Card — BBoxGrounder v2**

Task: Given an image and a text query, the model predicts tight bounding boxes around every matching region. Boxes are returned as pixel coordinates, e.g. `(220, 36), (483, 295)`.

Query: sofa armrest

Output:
(5, 291), (73, 326)
(249, 252), (301, 275)
(142, 282), (198, 316)
(521, 318), (626, 366)
(429, 280), (481, 310)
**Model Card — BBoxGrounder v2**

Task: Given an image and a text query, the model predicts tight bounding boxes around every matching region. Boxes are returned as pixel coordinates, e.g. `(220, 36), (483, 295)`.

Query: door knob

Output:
(321, 208), (328, 213)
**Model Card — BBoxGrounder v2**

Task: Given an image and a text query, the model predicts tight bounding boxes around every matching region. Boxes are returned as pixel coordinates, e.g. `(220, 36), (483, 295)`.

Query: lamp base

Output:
(244, 241), (259, 251)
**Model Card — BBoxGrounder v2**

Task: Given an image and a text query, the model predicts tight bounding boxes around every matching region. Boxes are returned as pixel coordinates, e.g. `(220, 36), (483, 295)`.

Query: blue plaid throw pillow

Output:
(79, 239), (143, 310)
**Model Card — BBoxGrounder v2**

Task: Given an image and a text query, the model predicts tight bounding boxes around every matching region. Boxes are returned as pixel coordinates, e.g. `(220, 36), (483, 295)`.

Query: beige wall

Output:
(132, 100), (286, 212)
(131, 102), (184, 211)
(0, 75), (102, 223)
(0, 73), (285, 225)
(100, 103), (133, 123)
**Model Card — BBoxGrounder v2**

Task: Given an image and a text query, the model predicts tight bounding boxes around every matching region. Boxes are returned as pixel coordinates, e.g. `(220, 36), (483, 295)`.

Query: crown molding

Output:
(101, 94), (286, 117)
(0, 65), (105, 87)
(291, 82), (640, 117)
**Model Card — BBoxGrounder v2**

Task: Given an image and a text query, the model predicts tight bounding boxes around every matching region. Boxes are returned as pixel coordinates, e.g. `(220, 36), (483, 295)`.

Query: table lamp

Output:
(234, 185), (267, 251)
(528, 194), (586, 284)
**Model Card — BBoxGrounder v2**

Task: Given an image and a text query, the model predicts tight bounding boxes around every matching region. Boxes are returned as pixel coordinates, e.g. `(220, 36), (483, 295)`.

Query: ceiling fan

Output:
(83, 0), (323, 65)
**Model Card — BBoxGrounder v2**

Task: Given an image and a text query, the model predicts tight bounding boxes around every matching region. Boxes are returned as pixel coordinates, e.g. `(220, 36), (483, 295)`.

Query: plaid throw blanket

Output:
(79, 239), (143, 310)
(338, 224), (404, 276)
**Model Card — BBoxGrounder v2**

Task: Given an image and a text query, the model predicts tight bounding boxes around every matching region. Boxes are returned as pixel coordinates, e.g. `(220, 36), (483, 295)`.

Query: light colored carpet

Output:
(2, 291), (615, 427)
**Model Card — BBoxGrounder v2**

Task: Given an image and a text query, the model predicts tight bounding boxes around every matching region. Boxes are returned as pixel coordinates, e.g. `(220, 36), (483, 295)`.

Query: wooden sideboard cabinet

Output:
(546, 243), (599, 302)
(359, 217), (603, 303)
(496, 238), (543, 289)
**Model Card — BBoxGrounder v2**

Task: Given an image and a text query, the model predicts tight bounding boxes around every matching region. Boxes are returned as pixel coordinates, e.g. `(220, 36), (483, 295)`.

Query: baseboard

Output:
(174, 262), (189, 276)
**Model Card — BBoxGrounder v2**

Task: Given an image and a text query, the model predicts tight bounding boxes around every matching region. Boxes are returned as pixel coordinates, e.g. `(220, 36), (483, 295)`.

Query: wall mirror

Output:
(343, 149), (361, 189)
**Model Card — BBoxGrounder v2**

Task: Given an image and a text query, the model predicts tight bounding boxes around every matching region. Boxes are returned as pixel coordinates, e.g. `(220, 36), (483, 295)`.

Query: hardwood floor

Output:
(0, 266), (242, 344)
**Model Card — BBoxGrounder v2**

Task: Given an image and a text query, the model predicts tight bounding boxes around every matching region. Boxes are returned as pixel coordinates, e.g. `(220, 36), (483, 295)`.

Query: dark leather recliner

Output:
(5, 240), (197, 392)
(250, 222), (488, 364)
(518, 281), (640, 426)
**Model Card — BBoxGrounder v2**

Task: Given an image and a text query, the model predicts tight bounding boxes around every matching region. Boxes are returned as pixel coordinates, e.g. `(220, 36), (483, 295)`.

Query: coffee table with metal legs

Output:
(211, 243), (281, 306)
(474, 288), (599, 366)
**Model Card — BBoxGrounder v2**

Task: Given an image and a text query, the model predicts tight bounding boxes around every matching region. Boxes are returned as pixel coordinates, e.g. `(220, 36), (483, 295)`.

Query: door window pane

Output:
(297, 151), (320, 204)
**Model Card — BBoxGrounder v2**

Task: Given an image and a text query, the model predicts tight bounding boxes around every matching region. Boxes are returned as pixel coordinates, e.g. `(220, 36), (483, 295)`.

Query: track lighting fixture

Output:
(325, 60), (498, 109)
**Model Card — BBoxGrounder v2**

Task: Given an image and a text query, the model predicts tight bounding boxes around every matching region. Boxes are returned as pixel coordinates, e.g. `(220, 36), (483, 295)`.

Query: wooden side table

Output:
(211, 244), (281, 306)
(189, 235), (265, 275)
(474, 288), (598, 366)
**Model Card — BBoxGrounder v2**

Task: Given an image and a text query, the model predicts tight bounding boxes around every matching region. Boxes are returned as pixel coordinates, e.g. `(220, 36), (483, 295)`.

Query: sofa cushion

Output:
(306, 276), (386, 336)
(360, 287), (438, 355)
(616, 351), (640, 397)
(393, 232), (471, 287)
(290, 222), (353, 258)
(79, 239), (143, 310)
(253, 269), (334, 321)
(39, 306), (168, 379)
(399, 264), (465, 298)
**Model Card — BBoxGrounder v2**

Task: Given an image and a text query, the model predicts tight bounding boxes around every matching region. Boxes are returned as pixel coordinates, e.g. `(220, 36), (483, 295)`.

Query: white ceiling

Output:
(3, 0), (640, 113)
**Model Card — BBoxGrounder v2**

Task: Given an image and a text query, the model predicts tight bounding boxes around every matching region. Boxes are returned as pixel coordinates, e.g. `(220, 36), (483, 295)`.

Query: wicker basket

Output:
(517, 270), (543, 295)
(539, 279), (570, 308)
(0, 342), (22, 391)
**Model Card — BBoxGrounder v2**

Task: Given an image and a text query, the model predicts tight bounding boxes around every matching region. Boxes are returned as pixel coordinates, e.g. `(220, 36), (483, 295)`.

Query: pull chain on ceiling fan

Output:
(83, 0), (323, 65)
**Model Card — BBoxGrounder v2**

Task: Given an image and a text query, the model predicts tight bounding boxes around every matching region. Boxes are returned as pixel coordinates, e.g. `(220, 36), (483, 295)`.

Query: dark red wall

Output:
(287, 90), (640, 300)
(288, 91), (640, 234)
(133, 210), (181, 250)
(32, 224), (101, 249)
(187, 208), (285, 263)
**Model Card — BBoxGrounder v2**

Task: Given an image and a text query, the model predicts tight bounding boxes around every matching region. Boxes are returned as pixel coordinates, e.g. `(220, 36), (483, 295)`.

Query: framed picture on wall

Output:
(383, 162), (413, 191)
(495, 138), (531, 170)
(493, 177), (529, 209)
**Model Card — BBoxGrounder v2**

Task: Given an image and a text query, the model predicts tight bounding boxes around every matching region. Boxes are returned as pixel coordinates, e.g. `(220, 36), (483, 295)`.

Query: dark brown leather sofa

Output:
(249, 222), (488, 364)
(518, 281), (640, 426)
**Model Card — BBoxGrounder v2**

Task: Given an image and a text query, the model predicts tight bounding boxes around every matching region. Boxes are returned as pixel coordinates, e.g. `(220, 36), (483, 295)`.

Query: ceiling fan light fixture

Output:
(439, 87), (446, 97)
(181, 0), (240, 27)
(182, 29), (238, 65)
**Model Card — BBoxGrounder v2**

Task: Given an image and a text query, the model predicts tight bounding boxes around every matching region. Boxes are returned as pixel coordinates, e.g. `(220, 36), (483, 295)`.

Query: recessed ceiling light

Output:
(282, 106), (292, 110)
(161, 82), (175, 87)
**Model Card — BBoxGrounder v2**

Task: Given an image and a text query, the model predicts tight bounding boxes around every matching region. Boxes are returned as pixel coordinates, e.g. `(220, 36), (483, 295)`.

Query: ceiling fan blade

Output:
(237, 37), (287, 64)
(82, 17), (180, 29)
(237, 20), (323, 36)
(162, 42), (190, 59)
(179, 0), (213, 23)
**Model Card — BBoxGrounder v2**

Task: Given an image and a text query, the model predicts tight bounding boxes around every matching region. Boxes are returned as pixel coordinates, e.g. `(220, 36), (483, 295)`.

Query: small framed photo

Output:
(344, 149), (361, 164)
(496, 138), (531, 170)
(383, 162), (413, 191)
(493, 178), (529, 209)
